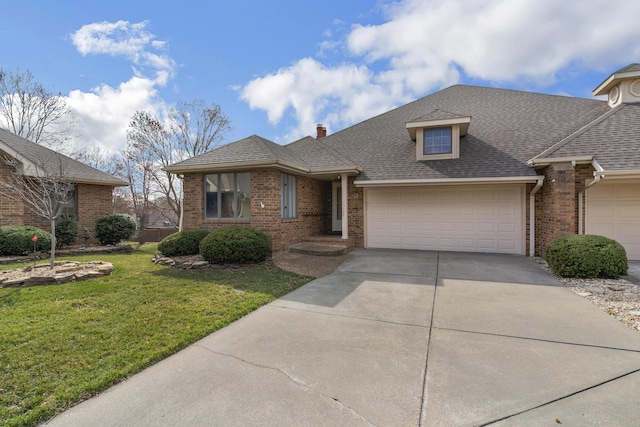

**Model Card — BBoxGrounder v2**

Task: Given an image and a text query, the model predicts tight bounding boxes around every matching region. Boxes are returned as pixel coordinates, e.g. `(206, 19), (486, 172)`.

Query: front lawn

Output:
(0, 244), (312, 427)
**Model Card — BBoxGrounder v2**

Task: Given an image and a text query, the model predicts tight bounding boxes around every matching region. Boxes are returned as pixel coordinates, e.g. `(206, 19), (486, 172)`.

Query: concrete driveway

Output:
(45, 249), (640, 426)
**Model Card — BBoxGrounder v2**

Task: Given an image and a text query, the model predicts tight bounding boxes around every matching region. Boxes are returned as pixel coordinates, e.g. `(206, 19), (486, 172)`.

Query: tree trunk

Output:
(50, 218), (57, 269)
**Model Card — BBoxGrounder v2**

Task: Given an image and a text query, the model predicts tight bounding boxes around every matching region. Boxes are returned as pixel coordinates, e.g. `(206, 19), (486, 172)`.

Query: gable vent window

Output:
(424, 127), (452, 155)
(281, 173), (297, 219)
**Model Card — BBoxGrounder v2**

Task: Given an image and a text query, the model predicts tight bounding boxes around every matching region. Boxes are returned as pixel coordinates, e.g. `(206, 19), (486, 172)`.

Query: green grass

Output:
(0, 244), (312, 426)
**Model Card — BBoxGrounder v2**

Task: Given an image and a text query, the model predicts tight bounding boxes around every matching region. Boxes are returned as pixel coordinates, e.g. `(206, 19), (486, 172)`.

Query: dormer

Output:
(593, 63), (640, 108)
(406, 109), (471, 161)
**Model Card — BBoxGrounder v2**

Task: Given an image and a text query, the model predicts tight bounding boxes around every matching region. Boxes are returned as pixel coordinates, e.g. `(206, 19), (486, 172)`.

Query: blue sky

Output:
(1, 0), (640, 154)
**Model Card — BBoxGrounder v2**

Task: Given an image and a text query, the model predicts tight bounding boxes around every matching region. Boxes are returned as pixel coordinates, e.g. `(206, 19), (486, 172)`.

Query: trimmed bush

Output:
(158, 229), (210, 257)
(546, 234), (628, 279)
(95, 214), (137, 245)
(0, 226), (52, 256)
(55, 215), (79, 248)
(199, 226), (270, 264)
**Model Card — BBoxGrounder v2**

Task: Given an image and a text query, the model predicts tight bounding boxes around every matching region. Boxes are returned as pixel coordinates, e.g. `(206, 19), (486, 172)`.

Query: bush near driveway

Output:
(546, 234), (628, 279)
(0, 243), (311, 427)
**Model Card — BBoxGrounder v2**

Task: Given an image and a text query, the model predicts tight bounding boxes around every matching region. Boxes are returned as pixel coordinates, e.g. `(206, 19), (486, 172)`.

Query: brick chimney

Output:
(316, 124), (327, 139)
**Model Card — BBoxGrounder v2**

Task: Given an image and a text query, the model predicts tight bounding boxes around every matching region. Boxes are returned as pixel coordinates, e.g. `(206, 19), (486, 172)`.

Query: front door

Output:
(332, 182), (342, 232)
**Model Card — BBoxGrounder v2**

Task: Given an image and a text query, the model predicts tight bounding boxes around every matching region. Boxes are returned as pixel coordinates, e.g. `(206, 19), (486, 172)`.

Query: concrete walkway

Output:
(45, 249), (640, 426)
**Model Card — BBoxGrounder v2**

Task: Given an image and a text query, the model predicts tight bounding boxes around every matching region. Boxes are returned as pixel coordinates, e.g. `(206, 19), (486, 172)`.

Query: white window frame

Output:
(416, 125), (461, 160)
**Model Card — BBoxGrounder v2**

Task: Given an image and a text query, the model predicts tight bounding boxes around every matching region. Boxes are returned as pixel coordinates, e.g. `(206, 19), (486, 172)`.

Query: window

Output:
(281, 173), (296, 218)
(59, 186), (77, 217)
(205, 172), (251, 219)
(424, 127), (452, 155)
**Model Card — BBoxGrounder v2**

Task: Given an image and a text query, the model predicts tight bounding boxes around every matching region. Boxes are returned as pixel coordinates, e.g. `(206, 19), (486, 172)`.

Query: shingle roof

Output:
(166, 83), (640, 181)
(538, 103), (640, 170)
(0, 128), (128, 186)
(165, 135), (309, 172)
(165, 134), (360, 174)
(319, 85), (610, 181)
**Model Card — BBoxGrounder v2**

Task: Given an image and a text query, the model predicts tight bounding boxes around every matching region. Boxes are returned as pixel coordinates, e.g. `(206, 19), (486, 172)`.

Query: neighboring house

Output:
(0, 128), (129, 244)
(165, 64), (640, 260)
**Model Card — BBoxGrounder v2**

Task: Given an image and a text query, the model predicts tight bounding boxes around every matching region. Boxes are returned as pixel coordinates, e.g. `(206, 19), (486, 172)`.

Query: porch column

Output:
(341, 173), (348, 239)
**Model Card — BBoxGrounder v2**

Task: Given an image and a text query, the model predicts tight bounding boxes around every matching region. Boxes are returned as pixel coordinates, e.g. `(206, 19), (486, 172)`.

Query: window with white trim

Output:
(281, 173), (296, 218)
(204, 172), (251, 219)
(424, 127), (452, 155)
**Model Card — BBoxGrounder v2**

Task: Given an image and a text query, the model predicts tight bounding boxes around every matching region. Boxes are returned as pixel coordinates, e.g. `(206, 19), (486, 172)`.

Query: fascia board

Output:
(355, 176), (544, 187)
(593, 70), (640, 95)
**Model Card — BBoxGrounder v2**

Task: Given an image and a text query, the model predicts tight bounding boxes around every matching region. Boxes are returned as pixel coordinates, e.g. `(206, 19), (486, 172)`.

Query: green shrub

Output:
(0, 226), (52, 255)
(55, 215), (79, 248)
(199, 226), (270, 264)
(95, 214), (137, 245)
(158, 229), (210, 257)
(546, 234), (628, 279)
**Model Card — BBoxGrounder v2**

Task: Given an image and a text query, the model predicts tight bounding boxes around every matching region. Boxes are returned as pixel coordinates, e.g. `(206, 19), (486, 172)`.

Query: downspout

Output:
(578, 160), (604, 234)
(178, 174), (184, 232)
(529, 177), (544, 258)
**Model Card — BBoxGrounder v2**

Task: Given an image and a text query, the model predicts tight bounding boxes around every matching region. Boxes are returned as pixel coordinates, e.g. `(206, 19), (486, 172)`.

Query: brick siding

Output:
(535, 162), (587, 257)
(181, 169), (365, 255)
(0, 165), (117, 245)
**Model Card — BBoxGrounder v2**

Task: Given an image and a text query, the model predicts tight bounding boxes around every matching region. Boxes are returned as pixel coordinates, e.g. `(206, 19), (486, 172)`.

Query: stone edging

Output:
(0, 261), (115, 288)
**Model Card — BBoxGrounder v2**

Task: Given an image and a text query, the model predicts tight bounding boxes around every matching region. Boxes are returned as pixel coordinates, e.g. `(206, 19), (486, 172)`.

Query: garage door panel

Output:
(587, 181), (640, 260)
(366, 185), (524, 254)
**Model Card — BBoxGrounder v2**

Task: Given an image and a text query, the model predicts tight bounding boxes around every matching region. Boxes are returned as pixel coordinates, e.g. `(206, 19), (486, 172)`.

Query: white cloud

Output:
(66, 20), (176, 154)
(240, 58), (402, 142)
(66, 76), (163, 154)
(71, 20), (175, 80)
(241, 0), (640, 141)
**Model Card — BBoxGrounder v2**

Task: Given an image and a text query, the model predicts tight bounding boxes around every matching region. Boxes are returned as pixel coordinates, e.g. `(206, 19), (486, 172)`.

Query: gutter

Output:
(163, 160), (360, 178)
(355, 176), (544, 187)
(578, 160), (604, 234)
(529, 177), (544, 258)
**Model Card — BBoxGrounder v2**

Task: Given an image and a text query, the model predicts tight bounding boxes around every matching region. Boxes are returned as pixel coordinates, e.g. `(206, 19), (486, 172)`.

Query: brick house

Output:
(165, 64), (640, 260)
(0, 128), (128, 244)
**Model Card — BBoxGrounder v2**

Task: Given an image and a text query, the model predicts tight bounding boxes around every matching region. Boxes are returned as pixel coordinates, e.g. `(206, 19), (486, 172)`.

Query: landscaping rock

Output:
(0, 261), (115, 289)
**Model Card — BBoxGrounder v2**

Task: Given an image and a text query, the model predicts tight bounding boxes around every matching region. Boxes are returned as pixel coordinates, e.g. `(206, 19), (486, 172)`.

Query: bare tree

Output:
(0, 154), (75, 268)
(125, 99), (231, 223)
(170, 99), (231, 157)
(0, 68), (76, 150)
(118, 143), (154, 244)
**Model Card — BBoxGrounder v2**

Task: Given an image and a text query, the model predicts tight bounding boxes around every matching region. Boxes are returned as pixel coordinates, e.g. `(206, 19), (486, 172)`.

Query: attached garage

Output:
(586, 181), (640, 260)
(364, 184), (525, 254)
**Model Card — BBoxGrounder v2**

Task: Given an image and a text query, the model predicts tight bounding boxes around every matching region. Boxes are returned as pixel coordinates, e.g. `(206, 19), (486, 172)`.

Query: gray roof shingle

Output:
(0, 128), (128, 186)
(539, 103), (640, 170)
(166, 83), (640, 181)
(319, 85), (610, 181)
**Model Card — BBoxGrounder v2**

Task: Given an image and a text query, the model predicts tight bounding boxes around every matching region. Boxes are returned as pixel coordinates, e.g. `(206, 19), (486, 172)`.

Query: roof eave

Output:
(163, 159), (309, 175)
(593, 70), (640, 96)
(355, 176), (544, 187)
(527, 156), (593, 167)
(595, 169), (640, 180)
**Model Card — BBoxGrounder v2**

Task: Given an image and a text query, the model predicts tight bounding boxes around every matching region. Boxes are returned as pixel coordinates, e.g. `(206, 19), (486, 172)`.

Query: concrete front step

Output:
(289, 242), (349, 257)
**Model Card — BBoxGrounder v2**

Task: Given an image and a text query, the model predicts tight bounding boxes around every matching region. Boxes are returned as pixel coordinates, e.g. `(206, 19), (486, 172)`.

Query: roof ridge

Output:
(531, 104), (625, 160)
(257, 135), (310, 168)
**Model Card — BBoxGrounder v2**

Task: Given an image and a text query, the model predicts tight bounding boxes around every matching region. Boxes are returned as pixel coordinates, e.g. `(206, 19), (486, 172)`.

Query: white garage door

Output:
(365, 185), (525, 254)
(587, 181), (640, 260)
